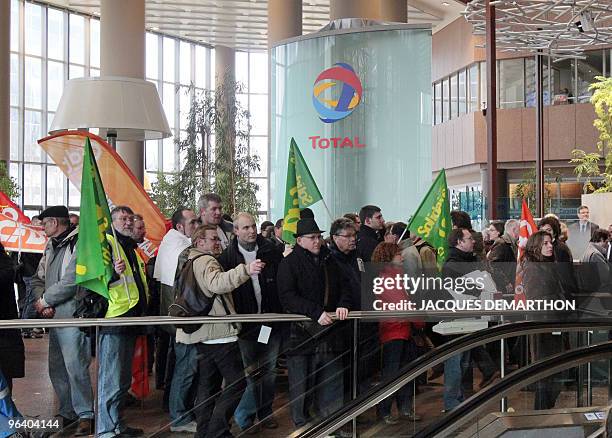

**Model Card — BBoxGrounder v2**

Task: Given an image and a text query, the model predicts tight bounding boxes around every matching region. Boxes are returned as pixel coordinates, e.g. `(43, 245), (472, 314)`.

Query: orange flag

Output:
(38, 131), (167, 262)
(130, 335), (150, 399)
(0, 191), (31, 224)
(514, 200), (538, 304)
(0, 212), (46, 253)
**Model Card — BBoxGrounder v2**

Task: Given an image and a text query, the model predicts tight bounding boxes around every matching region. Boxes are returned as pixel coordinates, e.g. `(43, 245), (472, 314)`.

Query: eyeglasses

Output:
(335, 233), (356, 239)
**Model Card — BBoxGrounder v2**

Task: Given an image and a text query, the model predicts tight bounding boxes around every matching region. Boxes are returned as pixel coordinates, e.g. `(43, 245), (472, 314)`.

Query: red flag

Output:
(0, 191), (30, 224)
(514, 200), (538, 303)
(130, 335), (150, 399)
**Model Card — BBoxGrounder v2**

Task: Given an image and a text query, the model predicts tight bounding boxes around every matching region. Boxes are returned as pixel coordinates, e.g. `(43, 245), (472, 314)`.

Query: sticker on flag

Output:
(0, 213), (47, 253)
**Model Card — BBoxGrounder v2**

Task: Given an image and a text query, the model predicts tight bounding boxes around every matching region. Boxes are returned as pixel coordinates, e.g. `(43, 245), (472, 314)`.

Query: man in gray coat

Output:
(580, 229), (611, 296)
(32, 206), (94, 436)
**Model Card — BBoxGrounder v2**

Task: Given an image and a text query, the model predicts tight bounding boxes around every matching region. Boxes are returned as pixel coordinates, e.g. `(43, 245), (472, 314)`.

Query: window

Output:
(499, 58), (525, 109)
(577, 50), (604, 103)
(235, 50), (269, 218)
(434, 82), (442, 124)
(480, 62), (487, 110)
(468, 64), (478, 113)
(458, 69), (467, 115)
(450, 74), (458, 119)
(443, 77), (450, 122)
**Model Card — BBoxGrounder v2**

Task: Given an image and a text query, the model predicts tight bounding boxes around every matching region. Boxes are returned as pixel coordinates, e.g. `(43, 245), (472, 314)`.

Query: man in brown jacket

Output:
(186, 224), (264, 438)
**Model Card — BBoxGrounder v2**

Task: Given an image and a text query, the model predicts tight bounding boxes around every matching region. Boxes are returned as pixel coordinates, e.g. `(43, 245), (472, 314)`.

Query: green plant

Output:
(0, 161), (20, 200)
(512, 167), (558, 210)
(150, 73), (260, 218)
(570, 76), (612, 192)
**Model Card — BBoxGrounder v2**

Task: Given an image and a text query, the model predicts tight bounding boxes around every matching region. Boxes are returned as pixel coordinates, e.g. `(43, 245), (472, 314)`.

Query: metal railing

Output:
(297, 319), (612, 438)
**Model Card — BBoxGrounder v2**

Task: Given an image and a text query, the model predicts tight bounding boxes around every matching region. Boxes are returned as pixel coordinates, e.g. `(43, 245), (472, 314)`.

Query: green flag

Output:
(75, 138), (114, 298)
(282, 138), (323, 244)
(407, 169), (451, 268)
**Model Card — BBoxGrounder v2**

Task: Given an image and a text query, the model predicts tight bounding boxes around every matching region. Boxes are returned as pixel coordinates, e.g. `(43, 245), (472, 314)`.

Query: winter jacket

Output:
(0, 250), (23, 379)
(328, 243), (362, 310)
(357, 225), (383, 263)
(554, 241), (578, 295)
(522, 260), (566, 302)
(442, 247), (484, 280)
(217, 235), (283, 340)
(398, 239), (423, 279)
(579, 243), (612, 294)
(183, 247), (251, 343)
(277, 244), (352, 354)
(377, 265), (424, 345)
(31, 226), (79, 319)
(487, 233), (518, 291)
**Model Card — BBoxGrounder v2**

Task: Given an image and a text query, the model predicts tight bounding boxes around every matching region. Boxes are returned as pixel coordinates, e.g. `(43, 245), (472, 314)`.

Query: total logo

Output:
(310, 63), (366, 150)
(312, 62), (362, 123)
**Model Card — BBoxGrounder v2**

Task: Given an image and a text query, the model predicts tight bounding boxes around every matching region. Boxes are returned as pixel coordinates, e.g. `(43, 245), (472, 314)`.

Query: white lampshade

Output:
(49, 76), (171, 141)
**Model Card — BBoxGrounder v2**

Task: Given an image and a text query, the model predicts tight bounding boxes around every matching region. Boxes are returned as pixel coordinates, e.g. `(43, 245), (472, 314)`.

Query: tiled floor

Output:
(11, 335), (607, 437)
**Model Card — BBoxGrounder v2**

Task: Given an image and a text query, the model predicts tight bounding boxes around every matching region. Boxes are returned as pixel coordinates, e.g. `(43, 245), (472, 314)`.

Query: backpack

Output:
(168, 254), (216, 334)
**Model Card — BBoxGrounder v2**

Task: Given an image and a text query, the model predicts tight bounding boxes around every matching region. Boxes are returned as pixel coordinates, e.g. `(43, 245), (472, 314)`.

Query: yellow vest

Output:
(105, 234), (149, 319)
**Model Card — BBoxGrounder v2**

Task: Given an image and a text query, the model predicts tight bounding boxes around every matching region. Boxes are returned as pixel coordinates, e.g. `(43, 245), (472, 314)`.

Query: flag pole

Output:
(109, 224), (132, 306)
(321, 199), (334, 222)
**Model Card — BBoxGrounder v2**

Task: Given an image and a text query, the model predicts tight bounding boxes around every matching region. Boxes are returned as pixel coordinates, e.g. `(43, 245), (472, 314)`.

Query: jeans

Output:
(443, 351), (471, 411)
(287, 352), (344, 427)
(97, 333), (137, 438)
(378, 339), (416, 418)
(48, 327), (94, 420)
(194, 342), (246, 438)
(169, 340), (198, 426)
(20, 276), (39, 320)
(234, 333), (282, 429)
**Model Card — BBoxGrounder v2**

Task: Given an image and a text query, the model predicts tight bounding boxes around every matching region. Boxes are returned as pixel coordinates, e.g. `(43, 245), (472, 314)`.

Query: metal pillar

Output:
(485, 0), (498, 220)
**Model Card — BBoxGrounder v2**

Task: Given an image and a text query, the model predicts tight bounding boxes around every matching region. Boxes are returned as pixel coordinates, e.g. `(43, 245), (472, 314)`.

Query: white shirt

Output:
(217, 226), (230, 249)
(237, 242), (262, 313)
(153, 229), (192, 286)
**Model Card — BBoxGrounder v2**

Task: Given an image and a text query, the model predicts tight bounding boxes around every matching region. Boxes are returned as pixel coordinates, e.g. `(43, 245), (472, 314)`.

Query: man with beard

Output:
(97, 206), (148, 438)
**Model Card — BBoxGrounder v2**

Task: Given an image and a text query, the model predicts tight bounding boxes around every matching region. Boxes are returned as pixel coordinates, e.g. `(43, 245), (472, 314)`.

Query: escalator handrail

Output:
(416, 340), (612, 438)
(296, 319), (612, 438)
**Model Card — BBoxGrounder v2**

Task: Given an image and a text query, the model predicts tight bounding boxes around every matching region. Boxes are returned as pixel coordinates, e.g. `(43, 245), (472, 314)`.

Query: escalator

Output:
(296, 320), (612, 438)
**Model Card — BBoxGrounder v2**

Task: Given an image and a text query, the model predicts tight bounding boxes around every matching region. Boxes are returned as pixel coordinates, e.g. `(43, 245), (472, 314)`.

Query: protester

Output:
(487, 219), (519, 293)
(390, 222), (422, 279)
(259, 220), (274, 239)
(0, 242), (23, 392)
(197, 193), (233, 249)
(277, 218), (351, 427)
(539, 216), (577, 295)
(372, 242), (423, 424)
(343, 213), (361, 232)
(97, 206), (149, 438)
(16, 218), (44, 338)
(580, 229), (612, 295)
(132, 214), (146, 244)
(184, 224), (264, 438)
(31, 205), (94, 436)
(69, 213), (79, 227)
(484, 221), (504, 255)
(218, 213), (283, 432)
(522, 230), (566, 410)
(270, 219), (285, 253)
(153, 207), (199, 433)
(357, 205), (385, 262)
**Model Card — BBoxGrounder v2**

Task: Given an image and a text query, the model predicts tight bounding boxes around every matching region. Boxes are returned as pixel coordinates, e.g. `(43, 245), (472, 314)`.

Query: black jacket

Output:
(554, 241), (578, 295)
(328, 244), (362, 310)
(218, 235), (283, 340)
(442, 247), (483, 279)
(488, 234), (517, 291)
(0, 250), (24, 379)
(277, 245), (352, 353)
(357, 225), (382, 262)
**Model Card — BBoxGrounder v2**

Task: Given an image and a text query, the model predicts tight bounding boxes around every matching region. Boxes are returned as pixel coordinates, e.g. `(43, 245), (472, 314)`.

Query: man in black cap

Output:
(277, 218), (352, 427)
(31, 205), (94, 436)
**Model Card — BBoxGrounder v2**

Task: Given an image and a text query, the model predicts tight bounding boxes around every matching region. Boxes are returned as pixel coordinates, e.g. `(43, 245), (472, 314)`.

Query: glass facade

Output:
(433, 49), (612, 125)
(271, 26), (432, 224)
(9, 0), (270, 218)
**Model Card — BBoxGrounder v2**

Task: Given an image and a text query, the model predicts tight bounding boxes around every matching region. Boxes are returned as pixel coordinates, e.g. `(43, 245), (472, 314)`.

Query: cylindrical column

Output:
(380, 0), (407, 22)
(330, 0), (380, 20)
(100, 0), (145, 183)
(268, 0), (302, 47)
(214, 45), (237, 213)
(485, 0), (498, 220)
(0, 0), (10, 163)
(535, 51), (545, 217)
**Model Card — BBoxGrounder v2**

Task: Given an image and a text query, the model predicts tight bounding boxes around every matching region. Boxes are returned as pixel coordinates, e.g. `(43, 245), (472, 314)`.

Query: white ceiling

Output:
(41, 0), (465, 51)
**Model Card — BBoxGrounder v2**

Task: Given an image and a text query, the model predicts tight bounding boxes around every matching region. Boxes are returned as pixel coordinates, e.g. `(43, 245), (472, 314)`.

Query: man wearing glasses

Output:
(278, 218), (352, 427)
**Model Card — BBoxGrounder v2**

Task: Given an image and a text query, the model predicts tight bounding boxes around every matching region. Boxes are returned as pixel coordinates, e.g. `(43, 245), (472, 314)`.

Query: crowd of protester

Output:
(1, 196), (612, 437)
